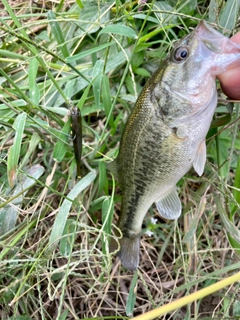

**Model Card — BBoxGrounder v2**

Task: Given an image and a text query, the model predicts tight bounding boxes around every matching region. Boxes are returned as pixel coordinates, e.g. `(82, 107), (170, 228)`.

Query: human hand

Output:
(217, 32), (240, 100)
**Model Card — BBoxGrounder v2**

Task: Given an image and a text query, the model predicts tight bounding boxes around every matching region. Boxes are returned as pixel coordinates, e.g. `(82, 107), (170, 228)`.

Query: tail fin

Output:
(110, 236), (140, 270)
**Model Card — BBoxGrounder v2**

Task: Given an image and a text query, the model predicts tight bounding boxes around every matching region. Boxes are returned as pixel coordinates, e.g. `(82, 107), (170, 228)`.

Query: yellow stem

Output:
(131, 272), (240, 320)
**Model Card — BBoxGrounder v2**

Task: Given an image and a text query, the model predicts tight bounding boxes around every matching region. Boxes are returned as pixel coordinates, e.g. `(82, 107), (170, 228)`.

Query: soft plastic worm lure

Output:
(71, 107), (82, 178)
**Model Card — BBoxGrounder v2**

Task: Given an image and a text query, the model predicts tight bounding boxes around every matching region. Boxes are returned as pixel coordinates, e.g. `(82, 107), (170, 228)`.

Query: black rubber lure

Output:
(71, 107), (82, 178)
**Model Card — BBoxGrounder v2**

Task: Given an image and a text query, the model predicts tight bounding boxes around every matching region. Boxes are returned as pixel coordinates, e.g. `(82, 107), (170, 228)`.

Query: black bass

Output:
(110, 21), (240, 270)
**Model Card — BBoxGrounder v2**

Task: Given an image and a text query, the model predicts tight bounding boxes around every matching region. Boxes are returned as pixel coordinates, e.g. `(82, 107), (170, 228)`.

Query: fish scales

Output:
(109, 21), (240, 270)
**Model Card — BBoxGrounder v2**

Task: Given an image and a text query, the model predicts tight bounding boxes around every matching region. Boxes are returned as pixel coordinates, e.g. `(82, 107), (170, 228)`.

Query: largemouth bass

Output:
(110, 20), (240, 270)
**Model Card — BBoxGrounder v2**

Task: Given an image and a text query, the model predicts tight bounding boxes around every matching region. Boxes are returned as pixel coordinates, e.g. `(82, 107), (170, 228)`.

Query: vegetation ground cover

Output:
(0, 0), (240, 319)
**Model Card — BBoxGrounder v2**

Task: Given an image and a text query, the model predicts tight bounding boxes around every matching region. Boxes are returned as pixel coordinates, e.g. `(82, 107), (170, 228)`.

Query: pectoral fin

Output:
(193, 140), (206, 176)
(155, 186), (182, 220)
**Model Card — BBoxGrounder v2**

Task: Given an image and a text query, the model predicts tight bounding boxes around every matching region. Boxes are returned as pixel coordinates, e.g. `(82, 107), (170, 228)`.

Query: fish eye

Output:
(173, 47), (189, 62)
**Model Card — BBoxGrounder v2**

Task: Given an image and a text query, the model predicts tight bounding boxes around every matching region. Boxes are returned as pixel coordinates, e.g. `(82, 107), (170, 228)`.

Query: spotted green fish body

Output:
(111, 21), (240, 270)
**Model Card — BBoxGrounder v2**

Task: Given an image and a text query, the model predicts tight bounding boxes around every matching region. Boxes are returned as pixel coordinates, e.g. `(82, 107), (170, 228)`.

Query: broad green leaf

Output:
(7, 113), (27, 187)
(98, 25), (137, 39)
(208, 0), (218, 22)
(0, 100), (27, 109)
(41, 106), (69, 116)
(132, 13), (159, 24)
(219, 0), (240, 32)
(48, 170), (96, 250)
(74, 3), (110, 37)
(135, 67), (151, 77)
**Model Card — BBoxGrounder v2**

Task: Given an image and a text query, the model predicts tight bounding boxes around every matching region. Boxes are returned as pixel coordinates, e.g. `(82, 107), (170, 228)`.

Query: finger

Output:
(217, 32), (240, 100)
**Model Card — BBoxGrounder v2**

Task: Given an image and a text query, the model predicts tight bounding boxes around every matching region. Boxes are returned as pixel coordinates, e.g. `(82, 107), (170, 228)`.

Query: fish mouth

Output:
(196, 20), (240, 54)
(193, 20), (240, 75)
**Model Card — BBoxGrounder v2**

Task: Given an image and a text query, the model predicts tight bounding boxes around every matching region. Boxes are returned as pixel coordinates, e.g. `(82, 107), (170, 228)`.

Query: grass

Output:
(0, 0), (240, 319)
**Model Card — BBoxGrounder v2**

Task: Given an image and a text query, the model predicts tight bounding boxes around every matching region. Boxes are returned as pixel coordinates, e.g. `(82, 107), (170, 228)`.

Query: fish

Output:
(109, 20), (240, 270)
(71, 107), (82, 178)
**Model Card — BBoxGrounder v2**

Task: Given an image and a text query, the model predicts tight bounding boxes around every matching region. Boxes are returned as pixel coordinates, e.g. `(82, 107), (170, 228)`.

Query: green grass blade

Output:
(0, 15), (69, 103)
(233, 157), (240, 207)
(215, 196), (240, 252)
(131, 272), (240, 320)
(47, 10), (70, 58)
(101, 174), (115, 255)
(28, 58), (40, 106)
(12, 164), (45, 204)
(101, 197), (113, 255)
(59, 219), (77, 256)
(54, 49), (131, 108)
(75, 0), (84, 9)
(0, 49), (28, 60)
(7, 113), (27, 187)
(48, 170), (96, 250)
(101, 197), (113, 236)
(66, 42), (115, 63)
(102, 75), (114, 128)
(97, 161), (108, 196)
(20, 133), (41, 169)
(0, 165), (44, 234)
(126, 271), (138, 316)
(92, 60), (104, 110)
(77, 77), (95, 110)
(53, 118), (71, 163)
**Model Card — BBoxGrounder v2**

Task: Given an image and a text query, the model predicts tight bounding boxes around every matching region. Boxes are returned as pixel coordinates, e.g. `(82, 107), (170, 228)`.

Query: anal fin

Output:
(193, 140), (206, 176)
(155, 186), (182, 220)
